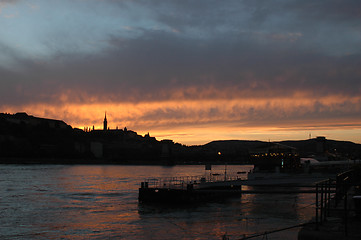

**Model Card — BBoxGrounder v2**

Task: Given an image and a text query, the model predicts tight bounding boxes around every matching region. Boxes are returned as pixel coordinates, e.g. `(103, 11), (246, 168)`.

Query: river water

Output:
(0, 165), (315, 239)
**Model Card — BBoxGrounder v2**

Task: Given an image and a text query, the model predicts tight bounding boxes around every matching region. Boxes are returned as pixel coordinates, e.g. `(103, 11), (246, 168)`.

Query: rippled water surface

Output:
(0, 165), (315, 239)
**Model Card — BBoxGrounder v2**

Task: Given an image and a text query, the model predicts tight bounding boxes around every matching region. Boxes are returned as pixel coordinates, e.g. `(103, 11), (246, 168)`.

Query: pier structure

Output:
(298, 168), (361, 239)
(139, 172), (245, 203)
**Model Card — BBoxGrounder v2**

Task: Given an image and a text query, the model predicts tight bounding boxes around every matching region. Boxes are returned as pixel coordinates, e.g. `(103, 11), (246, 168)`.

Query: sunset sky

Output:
(1, 0), (361, 145)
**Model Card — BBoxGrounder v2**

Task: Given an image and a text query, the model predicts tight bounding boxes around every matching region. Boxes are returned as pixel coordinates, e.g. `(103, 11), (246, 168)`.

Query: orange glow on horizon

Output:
(1, 93), (361, 145)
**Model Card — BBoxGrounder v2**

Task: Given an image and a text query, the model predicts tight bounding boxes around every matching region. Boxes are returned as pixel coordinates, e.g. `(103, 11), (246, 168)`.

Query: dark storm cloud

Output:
(0, 0), (360, 106)
(147, 0), (361, 54)
(141, 0), (361, 33)
(2, 30), (360, 105)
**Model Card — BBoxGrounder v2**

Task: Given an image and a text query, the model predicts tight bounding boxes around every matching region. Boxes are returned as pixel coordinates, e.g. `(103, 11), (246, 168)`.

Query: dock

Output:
(138, 172), (337, 204)
(138, 173), (243, 203)
(298, 169), (361, 240)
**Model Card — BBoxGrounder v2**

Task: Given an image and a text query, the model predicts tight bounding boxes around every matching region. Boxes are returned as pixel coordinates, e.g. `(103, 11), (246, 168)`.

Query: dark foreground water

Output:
(0, 165), (315, 239)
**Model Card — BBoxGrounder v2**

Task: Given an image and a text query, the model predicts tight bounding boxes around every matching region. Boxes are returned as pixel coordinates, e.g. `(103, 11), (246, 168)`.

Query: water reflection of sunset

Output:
(0, 165), (323, 239)
(45, 166), (141, 239)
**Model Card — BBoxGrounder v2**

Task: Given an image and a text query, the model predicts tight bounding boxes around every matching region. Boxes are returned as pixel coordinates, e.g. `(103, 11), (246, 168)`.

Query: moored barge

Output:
(139, 173), (243, 203)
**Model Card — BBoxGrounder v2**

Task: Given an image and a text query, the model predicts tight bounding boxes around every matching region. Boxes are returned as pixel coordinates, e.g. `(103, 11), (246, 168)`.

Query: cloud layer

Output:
(1, 0), (361, 144)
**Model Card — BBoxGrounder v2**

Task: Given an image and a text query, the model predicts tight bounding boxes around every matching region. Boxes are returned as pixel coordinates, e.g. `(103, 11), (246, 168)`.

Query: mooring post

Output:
(320, 182), (324, 223)
(323, 182), (327, 221)
(344, 182), (348, 236)
(316, 183), (319, 230)
(327, 179), (331, 217)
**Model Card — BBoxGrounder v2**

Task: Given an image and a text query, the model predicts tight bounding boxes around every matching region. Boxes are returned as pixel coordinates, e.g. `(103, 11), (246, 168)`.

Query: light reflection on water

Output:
(0, 165), (314, 239)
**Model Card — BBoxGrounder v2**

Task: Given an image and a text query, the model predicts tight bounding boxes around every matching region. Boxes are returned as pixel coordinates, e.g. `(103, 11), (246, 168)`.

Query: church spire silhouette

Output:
(103, 112), (107, 130)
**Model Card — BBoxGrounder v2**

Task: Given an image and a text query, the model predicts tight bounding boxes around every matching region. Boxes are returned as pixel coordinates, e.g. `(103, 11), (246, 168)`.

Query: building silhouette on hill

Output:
(1, 112), (360, 165)
(1, 112), (69, 129)
(103, 112), (107, 131)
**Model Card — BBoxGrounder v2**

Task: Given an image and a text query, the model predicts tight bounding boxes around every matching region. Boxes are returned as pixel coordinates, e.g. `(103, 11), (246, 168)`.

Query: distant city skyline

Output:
(1, 0), (360, 145)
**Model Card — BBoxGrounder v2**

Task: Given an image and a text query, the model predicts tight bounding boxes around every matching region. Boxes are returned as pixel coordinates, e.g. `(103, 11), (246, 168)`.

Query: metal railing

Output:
(315, 168), (361, 236)
(142, 172), (246, 190)
(315, 178), (335, 228)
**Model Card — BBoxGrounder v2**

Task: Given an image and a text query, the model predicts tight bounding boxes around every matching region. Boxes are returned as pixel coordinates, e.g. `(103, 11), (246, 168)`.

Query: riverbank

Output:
(298, 169), (361, 240)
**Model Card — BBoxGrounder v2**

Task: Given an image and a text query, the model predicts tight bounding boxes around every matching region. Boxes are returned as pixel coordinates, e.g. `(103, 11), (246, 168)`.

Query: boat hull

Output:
(138, 187), (241, 204)
(243, 172), (333, 186)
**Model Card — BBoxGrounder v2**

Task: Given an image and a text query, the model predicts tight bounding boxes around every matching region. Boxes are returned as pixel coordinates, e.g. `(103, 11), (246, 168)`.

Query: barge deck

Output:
(138, 173), (243, 203)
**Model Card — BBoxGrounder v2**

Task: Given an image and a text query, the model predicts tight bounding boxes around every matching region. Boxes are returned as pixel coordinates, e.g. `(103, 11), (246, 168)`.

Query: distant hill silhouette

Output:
(203, 139), (361, 161)
(1, 112), (360, 164)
